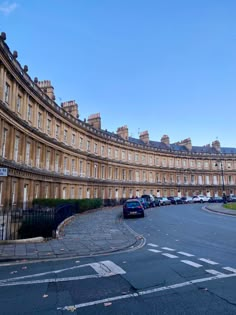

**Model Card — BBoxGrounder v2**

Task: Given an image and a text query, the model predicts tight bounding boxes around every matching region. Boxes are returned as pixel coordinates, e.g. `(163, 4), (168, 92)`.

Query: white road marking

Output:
(57, 272), (236, 311)
(148, 249), (162, 253)
(147, 243), (159, 247)
(206, 269), (225, 276)
(181, 260), (203, 268)
(162, 253), (178, 258)
(161, 247), (175, 251)
(178, 251), (194, 257)
(0, 274), (103, 286)
(223, 267), (236, 273)
(0, 260), (126, 287)
(199, 258), (218, 265)
(0, 263), (92, 283)
(91, 261), (126, 277)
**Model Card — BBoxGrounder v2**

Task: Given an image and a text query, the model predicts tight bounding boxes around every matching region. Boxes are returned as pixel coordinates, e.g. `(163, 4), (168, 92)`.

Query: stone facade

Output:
(0, 32), (236, 209)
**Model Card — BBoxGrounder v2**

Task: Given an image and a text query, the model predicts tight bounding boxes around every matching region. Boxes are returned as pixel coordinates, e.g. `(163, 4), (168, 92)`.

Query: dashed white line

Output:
(57, 272), (236, 311)
(223, 267), (236, 273)
(162, 253), (178, 259)
(147, 243), (159, 247)
(178, 251), (194, 257)
(206, 269), (225, 276)
(199, 258), (218, 265)
(181, 260), (203, 268)
(146, 246), (236, 278)
(148, 249), (162, 253)
(161, 247), (175, 251)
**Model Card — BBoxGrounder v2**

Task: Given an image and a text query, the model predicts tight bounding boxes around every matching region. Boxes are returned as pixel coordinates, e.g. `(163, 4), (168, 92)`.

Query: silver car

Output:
(159, 197), (171, 206)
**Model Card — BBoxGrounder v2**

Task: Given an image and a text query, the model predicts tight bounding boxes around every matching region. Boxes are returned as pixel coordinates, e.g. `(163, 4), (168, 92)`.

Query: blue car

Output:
(137, 197), (149, 209)
(123, 199), (145, 218)
(208, 196), (224, 203)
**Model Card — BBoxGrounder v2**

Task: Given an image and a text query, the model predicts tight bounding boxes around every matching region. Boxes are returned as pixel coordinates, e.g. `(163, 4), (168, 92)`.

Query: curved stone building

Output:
(0, 32), (235, 209)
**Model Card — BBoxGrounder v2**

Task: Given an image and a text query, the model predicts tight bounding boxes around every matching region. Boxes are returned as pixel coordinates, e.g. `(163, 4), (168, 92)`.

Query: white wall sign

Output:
(0, 168), (8, 176)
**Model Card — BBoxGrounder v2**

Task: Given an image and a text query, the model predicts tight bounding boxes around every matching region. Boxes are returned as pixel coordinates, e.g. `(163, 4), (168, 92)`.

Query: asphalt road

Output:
(0, 204), (236, 314)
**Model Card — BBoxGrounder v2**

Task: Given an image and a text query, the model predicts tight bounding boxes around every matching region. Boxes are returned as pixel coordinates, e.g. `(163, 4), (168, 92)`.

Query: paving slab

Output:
(0, 207), (144, 263)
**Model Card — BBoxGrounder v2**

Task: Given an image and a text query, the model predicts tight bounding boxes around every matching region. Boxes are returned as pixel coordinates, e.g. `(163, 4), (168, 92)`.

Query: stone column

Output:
(22, 92), (28, 119)
(12, 81), (17, 111)
(9, 127), (15, 160)
(0, 68), (6, 102)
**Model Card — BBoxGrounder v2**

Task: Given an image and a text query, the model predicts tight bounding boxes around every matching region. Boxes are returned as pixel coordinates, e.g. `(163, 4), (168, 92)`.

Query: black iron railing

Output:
(0, 204), (75, 240)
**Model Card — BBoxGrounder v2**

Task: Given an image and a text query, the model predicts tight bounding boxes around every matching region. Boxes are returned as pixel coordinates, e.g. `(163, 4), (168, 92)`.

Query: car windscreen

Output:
(126, 202), (140, 208)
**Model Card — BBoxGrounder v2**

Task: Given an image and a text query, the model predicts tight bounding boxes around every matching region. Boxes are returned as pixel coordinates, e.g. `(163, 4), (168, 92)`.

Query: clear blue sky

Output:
(1, 0), (236, 147)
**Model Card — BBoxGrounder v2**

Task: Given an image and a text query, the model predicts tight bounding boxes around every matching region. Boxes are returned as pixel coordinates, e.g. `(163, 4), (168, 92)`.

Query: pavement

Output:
(0, 206), (144, 263)
(0, 203), (235, 264)
(204, 202), (236, 216)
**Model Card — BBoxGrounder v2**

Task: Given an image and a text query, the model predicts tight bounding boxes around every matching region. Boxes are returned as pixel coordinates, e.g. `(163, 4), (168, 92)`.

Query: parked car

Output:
(123, 199), (144, 218)
(208, 196), (224, 203)
(141, 194), (155, 207)
(137, 197), (149, 209)
(192, 195), (210, 203)
(167, 196), (175, 204)
(167, 196), (183, 204)
(228, 195), (236, 202)
(181, 196), (193, 204)
(158, 197), (171, 206)
(153, 196), (161, 207)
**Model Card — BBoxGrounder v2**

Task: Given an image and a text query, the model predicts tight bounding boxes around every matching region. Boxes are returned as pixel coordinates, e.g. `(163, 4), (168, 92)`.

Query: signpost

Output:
(0, 168), (8, 176)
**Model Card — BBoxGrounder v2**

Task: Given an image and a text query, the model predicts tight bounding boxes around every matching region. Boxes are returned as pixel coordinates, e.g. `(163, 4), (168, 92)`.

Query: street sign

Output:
(0, 168), (8, 176)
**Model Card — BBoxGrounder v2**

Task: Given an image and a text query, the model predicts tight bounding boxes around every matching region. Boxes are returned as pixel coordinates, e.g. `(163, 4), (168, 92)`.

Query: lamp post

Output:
(215, 161), (226, 203)
(219, 161), (225, 193)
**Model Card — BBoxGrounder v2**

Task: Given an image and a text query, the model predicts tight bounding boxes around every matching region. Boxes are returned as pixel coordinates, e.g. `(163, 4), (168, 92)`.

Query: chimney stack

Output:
(87, 113), (101, 129)
(161, 134), (170, 146)
(117, 125), (129, 140)
(139, 130), (149, 144)
(180, 138), (192, 151)
(61, 100), (79, 119)
(37, 80), (55, 101)
(212, 140), (221, 152)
